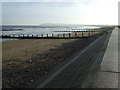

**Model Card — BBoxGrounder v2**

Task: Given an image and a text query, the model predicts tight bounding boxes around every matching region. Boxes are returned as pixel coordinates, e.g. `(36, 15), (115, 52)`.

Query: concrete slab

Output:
(100, 28), (118, 72)
(94, 27), (118, 88)
(94, 72), (118, 88)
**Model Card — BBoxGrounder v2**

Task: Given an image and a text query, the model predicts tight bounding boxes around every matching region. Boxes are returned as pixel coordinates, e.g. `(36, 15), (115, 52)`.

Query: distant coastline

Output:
(2, 28), (24, 31)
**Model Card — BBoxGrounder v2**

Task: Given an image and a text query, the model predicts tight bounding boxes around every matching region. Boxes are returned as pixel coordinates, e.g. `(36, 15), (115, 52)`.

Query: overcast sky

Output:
(1, 0), (119, 25)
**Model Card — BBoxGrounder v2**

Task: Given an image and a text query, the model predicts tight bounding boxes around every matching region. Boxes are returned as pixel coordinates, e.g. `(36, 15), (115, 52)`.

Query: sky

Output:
(1, 0), (119, 25)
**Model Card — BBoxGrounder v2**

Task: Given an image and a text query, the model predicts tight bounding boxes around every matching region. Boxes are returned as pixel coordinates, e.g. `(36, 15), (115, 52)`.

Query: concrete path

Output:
(93, 27), (119, 88)
(37, 28), (112, 88)
(0, 42), (2, 89)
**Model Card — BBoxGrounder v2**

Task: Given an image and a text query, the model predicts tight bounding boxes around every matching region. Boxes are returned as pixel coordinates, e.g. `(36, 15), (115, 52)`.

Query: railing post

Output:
(58, 34), (59, 37)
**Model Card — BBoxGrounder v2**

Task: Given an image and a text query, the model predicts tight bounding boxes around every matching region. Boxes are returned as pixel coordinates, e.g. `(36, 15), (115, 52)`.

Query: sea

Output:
(0, 25), (101, 42)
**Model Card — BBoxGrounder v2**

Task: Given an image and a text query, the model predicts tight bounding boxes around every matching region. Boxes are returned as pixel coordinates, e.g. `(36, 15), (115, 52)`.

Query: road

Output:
(37, 28), (113, 88)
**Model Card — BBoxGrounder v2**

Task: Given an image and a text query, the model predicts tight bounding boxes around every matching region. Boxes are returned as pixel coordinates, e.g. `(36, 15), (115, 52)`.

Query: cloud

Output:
(1, 0), (119, 25)
(1, 0), (101, 2)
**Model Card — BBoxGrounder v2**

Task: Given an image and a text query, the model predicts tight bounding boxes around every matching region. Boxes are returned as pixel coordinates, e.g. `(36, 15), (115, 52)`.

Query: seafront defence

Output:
(1, 28), (111, 39)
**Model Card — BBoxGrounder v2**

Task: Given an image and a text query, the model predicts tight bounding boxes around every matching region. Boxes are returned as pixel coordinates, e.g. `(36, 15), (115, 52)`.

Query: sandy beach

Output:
(2, 31), (102, 88)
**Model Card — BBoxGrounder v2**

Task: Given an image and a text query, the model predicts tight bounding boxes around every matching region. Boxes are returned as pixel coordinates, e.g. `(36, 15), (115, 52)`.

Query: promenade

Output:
(94, 27), (119, 88)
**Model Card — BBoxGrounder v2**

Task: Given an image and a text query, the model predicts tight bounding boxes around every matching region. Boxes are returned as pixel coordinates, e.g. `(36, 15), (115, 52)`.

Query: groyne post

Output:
(12, 34), (14, 37)
(88, 31), (90, 36)
(41, 34), (43, 37)
(47, 34), (48, 37)
(63, 33), (65, 38)
(69, 33), (71, 38)
(75, 33), (77, 37)
(52, 34), (54, 37)
(82, 32), (83, 37)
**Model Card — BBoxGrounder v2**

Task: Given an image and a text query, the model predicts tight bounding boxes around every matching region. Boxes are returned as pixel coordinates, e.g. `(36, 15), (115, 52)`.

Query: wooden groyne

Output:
(53, 28), (109, 32)
(1, 28), (113, 39)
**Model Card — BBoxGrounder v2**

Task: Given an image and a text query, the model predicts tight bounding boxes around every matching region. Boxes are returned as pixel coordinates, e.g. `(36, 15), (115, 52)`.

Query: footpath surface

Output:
(93, 27), (118, 88)
(37, 28), (112, 88)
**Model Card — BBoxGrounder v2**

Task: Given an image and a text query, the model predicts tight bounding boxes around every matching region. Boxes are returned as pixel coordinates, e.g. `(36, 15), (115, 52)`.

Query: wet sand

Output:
(2, 32), (100, 88)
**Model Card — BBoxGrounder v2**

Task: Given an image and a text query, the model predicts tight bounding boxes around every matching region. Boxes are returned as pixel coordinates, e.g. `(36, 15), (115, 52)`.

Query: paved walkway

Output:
(93, 27), (118, 88)
(0, 42), (2, 89)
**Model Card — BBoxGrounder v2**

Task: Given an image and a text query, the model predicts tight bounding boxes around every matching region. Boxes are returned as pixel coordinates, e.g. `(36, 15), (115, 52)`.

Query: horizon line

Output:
(0, 24), (119, 26)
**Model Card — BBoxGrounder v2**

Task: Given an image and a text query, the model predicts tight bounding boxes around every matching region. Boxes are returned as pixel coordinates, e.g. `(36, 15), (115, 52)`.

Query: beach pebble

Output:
(30, 80), (33, 82)
(44, 72), (47, 74)
(9, 64), (15, 67)
(38, 69), (41, 71)
(29, 60), (32, 63)
(58, 59), (62, 61)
